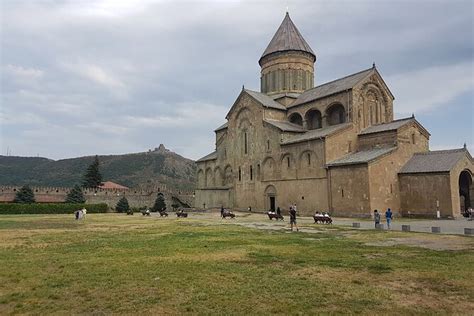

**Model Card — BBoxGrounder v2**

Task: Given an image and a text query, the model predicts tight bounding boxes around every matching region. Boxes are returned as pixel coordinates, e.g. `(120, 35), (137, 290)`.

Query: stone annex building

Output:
(195, 13), (473, 218)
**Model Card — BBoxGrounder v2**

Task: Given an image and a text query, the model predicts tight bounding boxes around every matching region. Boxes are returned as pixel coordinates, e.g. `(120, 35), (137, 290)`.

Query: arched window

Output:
(326, 104), (346, 126)
(289, 113), (303, 126)
(305, 109), (322, 130)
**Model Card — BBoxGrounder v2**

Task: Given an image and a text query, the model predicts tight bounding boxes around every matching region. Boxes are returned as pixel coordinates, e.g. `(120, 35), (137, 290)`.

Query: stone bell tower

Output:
(259, 12), (316, 96)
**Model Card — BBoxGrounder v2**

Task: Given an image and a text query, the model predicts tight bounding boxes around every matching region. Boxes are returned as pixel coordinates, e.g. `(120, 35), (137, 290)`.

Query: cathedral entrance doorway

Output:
(459, 170), (472, 214)
(269, 196), (276, 212)
(264, 185), (277, 212)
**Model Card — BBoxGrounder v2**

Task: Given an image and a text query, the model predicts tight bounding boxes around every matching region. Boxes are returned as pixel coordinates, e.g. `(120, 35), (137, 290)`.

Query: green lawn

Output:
(0, 214), (473, 315)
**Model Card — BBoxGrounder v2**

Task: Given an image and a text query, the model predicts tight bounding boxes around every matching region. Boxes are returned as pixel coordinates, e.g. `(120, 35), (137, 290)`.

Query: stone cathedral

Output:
(195, 13), (473, 218)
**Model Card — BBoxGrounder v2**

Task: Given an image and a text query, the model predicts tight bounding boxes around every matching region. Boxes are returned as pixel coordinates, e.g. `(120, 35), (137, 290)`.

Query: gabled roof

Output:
(98, 181), (129, 190)
(196, 151), (217, 163)
(359, 116), (430, 137)
(360, 117), (412, 135)
(290, 68), (374, 107)
(264, 119), (306, 133)
(244, 89), (287, 110)
(226, 89), (287, 119)
(214, 122), (228, 132)
(271, 92), (301, 100)
(260, 13), (315, 63)
(399, 148), (472, 174)
(327, 147), (397, 167)
(281, 123), (351, 146)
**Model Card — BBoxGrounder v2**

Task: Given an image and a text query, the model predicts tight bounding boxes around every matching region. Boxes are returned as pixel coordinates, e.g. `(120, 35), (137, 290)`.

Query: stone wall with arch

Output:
(280, 152), (297, 179)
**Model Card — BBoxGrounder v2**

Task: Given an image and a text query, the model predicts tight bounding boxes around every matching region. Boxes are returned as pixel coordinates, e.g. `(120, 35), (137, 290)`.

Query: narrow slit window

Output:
(238, 167), (242, 181)
(287, 157), (290, 168)
(250, 165), (253, 180)
(244, 132), (248, 154)
(307, 153), (311, 166)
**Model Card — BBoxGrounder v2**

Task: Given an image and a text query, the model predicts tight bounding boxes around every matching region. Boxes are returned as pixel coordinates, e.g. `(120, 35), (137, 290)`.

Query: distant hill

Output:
(0, 144), (196, 191)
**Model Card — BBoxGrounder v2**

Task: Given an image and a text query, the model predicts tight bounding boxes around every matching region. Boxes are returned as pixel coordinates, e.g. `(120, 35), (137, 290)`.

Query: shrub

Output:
(0, 203), (108, 214)
(152, 193), (166, 212)
(115, 197), (130, 213)
(14, 185), (35, 203)
(65, 185), (86, 203)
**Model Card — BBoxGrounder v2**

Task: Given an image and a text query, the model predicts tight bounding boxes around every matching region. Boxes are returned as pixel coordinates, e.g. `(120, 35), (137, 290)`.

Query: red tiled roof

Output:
(98, 181), (129, 190)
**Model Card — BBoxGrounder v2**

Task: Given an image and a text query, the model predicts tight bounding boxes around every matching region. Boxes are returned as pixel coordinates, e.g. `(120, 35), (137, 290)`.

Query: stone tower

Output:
(259, 13), (316, 96)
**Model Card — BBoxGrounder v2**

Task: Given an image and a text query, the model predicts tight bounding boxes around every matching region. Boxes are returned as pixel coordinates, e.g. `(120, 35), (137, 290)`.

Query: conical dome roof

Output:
(260, 13), (315, 63)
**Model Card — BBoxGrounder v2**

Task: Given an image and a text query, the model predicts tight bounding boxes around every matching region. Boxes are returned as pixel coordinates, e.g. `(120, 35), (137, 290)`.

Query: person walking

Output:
(289, 206), (299, 232)
(374, 209), (380, 228)
(220, 205), (224, 218)
(385, 208), (393, 229)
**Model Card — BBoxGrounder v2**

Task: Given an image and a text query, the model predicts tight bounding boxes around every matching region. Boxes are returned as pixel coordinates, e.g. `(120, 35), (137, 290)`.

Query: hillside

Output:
(0, 145), (196, 191)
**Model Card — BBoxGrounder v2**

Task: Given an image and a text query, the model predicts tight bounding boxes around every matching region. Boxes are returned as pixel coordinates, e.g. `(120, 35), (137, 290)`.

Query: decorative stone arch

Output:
(459, 168), (473, 213)
(197, 169), (205, 188)
(205, 167), (214, 187)
(305, 108), (322, 130)
(280, 152), (296, 179)
(262, 156), (276, 180)
(325, 103), (346, 126)
(280, 152), (296, 169)
(264, 184), (277, 212)
(223, 165), (233, 186)
(298, 150), (316, 169)
(235, 106), (252, 121)
(214, 167), (223, 187)
(361, 82), (389, 124)
(357, 95), (365, 129)
(288, 112), (303, 126)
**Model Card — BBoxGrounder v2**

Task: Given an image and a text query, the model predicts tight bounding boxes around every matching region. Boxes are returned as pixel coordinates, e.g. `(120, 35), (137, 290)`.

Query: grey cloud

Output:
(1, 0), (472, 160)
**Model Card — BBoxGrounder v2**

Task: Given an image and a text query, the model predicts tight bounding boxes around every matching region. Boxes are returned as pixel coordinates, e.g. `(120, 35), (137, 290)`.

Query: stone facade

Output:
(195, 13), (473, 218)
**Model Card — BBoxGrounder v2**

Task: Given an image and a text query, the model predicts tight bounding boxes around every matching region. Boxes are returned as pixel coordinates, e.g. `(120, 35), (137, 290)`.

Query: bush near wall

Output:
(0, 203), (108, 214)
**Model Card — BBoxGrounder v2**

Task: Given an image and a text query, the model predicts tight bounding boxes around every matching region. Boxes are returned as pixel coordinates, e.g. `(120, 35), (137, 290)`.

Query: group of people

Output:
(74, 208), (87, 220)
(374, 208), (393, 228)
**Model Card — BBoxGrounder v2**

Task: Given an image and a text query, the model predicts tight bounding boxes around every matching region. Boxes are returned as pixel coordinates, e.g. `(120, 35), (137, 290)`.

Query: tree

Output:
(116, 196), (130, 213)
(82, 155), (102, 188)
(65, 185), (86, 204)
(14, 185), (35, 203)
(152, 193), (166, 212)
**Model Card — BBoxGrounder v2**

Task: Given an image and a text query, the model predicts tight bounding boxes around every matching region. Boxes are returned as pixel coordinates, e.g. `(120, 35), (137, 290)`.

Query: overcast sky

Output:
(1, 0), (473, 160)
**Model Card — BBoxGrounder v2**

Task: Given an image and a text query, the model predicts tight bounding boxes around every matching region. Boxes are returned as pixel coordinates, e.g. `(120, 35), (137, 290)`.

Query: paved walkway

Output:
(185, 211), (474, 236)
(332, 217), (474, 235)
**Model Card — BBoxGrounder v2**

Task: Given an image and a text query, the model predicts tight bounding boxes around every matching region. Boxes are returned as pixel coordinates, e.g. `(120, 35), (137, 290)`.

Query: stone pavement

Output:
(184, 211), (474, 236)
(332, 217), (474, 235)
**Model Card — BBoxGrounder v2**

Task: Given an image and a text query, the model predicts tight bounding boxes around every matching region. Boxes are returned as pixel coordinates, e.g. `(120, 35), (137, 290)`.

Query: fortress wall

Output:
(0, 186), (195, 210)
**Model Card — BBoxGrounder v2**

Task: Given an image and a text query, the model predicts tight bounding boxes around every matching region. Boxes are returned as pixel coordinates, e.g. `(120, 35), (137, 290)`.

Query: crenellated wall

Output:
(0, 186), (194, 210)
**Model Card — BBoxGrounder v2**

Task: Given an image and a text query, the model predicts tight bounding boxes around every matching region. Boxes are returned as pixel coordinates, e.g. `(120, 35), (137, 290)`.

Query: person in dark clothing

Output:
(374, 209), (381, 228)
(289, 206), (298, 232)
(220, 206), (224, 218)
(276, 207), (281, 216)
